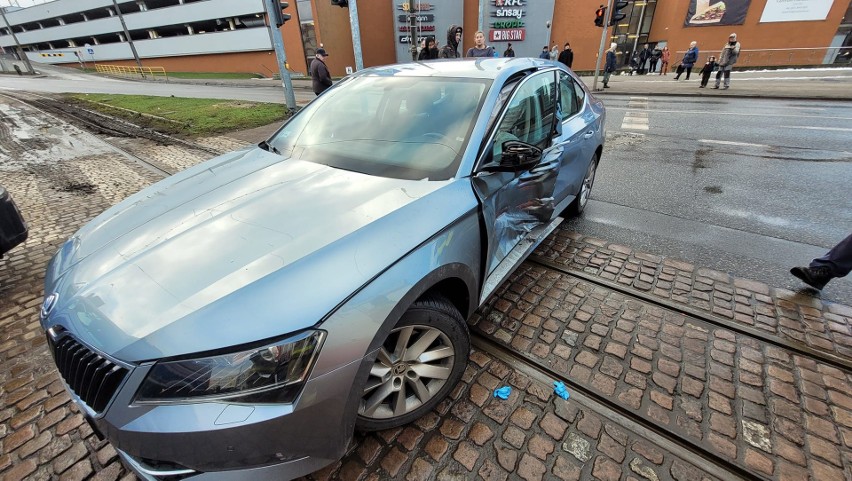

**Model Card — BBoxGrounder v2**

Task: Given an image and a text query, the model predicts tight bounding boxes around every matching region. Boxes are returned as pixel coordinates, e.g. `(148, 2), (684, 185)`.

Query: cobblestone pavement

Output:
(1, 97), (850, 481)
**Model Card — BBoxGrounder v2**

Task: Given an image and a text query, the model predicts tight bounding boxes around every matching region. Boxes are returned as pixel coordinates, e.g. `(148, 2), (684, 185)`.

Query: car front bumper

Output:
(86, 357), (363, 481)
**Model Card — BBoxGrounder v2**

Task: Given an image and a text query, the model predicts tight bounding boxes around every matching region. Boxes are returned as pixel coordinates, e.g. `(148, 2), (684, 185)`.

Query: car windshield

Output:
(268, 75), (490, 180)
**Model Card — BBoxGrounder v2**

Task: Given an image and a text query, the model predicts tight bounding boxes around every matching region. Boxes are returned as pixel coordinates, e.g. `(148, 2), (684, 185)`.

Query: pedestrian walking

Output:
(558, 42), (574, 69)
(539, 46), (550, 59)
(649, 45), (661, 73)
(440, 25), (463, 59)
(638, 43), (651, 74)
(602, 42), (617, 89)
(674, 41), (699, 80)
(698, 55), (718, 88)
(310, 48), (332, 96)
(418, 36), (439, 60)
(791, 233), (852, 290)
(549, 45), (559, 61)
(713, 33), (741, 90)
(466, 31), (495, 58)
(660, 46), (670, 75)
(503, 43), (515, 57)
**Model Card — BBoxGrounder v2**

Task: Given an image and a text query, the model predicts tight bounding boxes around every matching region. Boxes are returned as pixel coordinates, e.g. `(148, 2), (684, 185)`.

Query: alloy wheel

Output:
(359, 325), (455, 419)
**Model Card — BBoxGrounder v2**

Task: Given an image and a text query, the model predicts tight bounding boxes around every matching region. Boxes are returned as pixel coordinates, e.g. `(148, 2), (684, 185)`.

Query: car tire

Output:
(566, 152), (598, 217)
(356, 295), (470, 432)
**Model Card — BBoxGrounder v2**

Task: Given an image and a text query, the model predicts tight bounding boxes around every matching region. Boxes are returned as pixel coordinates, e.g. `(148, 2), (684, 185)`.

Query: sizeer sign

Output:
(489, 0), (527, 42)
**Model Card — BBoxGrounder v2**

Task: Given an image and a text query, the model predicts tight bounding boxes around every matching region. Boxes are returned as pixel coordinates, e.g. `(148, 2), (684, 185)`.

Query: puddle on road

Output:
(0, 102), (112, 169)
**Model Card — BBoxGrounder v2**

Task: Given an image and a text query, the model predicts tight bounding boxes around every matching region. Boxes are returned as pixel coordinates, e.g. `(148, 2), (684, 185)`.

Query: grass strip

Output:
(66, 94), (288, 137)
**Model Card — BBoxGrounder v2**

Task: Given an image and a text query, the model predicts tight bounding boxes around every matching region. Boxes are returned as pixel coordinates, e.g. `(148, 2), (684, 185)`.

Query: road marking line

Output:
(698, 139), (770, 148)
(621, 96), (650, 131)
(605, 107), (852, 121)
(780, 125), (852, 132)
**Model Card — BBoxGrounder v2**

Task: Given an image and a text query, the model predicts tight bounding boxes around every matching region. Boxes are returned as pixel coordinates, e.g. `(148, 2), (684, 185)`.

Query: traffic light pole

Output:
(264, 0), (297, 110)
(348, 0), (364, 71)
(592, 0), (615, 92)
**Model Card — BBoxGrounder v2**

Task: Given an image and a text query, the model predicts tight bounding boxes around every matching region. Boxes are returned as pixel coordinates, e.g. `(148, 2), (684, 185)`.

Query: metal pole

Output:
(592, 0), (614, 92)
(348, 0), (364, 71)
(264, 0), (296, 110)
(478, 0), (485, 33)
(110, 0), (145, 77)
(407, 0), (417, 61)
(0, 7), (34, 74)
(630, 1), (647, 72)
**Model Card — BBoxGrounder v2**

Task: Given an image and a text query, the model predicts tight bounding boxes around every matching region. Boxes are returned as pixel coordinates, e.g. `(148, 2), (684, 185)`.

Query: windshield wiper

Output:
(258, 140), (280, 154)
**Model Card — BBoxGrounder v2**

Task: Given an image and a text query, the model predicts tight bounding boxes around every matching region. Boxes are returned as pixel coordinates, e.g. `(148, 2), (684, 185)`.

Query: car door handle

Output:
(583, 131), (595, 139)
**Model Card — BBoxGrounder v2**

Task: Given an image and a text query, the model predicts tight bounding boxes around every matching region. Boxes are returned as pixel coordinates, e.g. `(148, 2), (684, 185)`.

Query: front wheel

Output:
(566, 153), (598, 217)
(356, 295), (470, 431)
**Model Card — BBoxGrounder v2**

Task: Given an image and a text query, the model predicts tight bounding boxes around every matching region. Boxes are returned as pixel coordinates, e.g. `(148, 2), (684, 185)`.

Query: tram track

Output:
(471, 335), (762, 481)
(527, 254), (851, 372)
(0, 90), (223, 178)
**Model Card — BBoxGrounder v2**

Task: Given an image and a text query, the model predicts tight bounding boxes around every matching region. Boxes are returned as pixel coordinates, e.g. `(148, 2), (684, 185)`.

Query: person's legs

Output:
(722, 69), (732, 88)
(603, 71), (611, 88)
(791, 233), (852, 289)
(661, 62), (668, 75)
(685, 67), (692, 80)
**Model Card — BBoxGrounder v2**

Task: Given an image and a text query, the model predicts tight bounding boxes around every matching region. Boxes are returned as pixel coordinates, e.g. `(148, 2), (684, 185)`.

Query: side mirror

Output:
(483, 140), (543, 172)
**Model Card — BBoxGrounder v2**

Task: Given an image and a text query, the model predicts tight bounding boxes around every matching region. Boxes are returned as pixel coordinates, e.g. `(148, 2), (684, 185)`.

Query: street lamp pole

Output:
(407, 0), (417, 61)
(0, 6), (34, 74)
(110, 0), (145, 78)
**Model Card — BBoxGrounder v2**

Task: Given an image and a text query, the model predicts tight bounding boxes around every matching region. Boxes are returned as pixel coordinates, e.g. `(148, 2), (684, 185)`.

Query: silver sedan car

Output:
(40, 58), (605, 480)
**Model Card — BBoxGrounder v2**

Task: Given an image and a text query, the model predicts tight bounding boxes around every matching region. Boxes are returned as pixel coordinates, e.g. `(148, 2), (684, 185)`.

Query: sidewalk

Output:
(581, 68), (852, 101)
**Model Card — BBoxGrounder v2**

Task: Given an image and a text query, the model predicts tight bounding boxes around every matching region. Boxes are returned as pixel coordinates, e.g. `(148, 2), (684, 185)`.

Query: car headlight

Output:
(134, 330), (325, 404)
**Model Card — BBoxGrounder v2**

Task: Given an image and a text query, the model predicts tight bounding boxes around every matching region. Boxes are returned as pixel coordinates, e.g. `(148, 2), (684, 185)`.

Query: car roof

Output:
(353, 58), (559, 81)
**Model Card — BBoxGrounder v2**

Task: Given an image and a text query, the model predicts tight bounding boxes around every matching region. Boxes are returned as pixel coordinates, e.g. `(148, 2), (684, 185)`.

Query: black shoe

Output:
(699, 85), (705, 88)
(712, 85), (720, 89)
(604, 84), (610, 88)
(790, 266), (833, 290)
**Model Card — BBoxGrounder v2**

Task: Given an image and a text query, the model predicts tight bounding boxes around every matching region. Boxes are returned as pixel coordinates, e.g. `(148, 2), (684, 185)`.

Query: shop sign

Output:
(489, 29), (525, 41)
(400, 25), (436, 32)
(398, 14), (435, 22)
(398, 2), (434, 11)
(399, 35), (431, 44)
(489, 0), (526, 41)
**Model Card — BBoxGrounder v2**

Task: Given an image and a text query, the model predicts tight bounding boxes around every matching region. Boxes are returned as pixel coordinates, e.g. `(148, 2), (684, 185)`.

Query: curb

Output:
(591, 90), (852, 102)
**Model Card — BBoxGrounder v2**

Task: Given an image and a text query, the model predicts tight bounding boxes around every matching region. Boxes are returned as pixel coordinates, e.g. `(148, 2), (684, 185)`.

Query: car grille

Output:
(47, 334), (128, 413)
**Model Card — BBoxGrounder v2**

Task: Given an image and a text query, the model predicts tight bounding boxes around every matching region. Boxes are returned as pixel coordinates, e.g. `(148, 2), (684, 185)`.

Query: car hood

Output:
(44, 147), (473, 362)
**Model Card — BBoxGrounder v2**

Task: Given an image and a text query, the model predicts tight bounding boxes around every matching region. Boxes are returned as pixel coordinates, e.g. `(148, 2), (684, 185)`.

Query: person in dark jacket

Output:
(309, 48), (332, 96)
(649, 45), (662, 73)
(602, 43), (617, 89)
(674, 41), (699, 80)
(440, 25), (463, 59)
(538, 46), (550, 59)
(466, 31), (495, 58)
(698, 55), (718, 88)
(418, 36), (439, 60)
(638, 43), (651, 74)
(558, 42), (574, 69)
(503, 43), (515, 57)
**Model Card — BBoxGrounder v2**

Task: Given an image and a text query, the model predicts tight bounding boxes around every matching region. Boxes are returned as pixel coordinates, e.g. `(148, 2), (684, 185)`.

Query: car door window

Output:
(573, 79), (586, 111)
(559, 72), (580, 120)
(492, 72), (557, 161)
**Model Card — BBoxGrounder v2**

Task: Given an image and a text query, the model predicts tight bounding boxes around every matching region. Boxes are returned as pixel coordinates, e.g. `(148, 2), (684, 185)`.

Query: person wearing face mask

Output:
(440, 25), (463, 59)
(466, 31), (495, 58)
(418, 36), (439, 60)
(714, 33), (741, 90)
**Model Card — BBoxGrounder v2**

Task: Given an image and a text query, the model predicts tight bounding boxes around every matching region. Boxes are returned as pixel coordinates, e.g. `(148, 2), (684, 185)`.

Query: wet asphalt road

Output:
(1, 72), (850, 303)
(573, 94), (852, 304)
